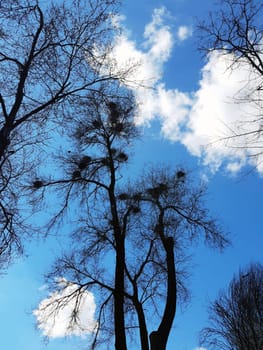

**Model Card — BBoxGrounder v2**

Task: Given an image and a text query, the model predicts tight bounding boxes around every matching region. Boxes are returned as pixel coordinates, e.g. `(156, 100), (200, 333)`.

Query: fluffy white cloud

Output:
(105, 7), (192, 127)
(109, 7), (263, 174)
(106, 6), (173, 89)
(34, 278), (97, 338)
(143, 7), (173, 62)
(182, 50), (263, 173)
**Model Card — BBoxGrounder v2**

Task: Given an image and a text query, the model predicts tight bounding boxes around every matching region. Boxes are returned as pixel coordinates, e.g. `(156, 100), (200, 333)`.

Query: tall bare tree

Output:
(0, 0), (123, 267)
(32, 92), (138, 350)
(200, 262), (263, 350)
(32, 94), (229, 349)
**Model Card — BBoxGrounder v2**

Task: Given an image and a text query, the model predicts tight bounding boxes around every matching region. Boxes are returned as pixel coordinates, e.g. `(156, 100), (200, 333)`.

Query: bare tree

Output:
(197, 0), (263, 163)
(32, 94), (229, 349)
(0, 0), (123, 267)
(121, 168), (228, 350)
(200, 262), (263, 350)
(32, 93), (138, 350)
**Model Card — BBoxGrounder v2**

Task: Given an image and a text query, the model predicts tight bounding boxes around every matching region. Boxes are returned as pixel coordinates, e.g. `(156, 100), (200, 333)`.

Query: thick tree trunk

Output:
(114, 234), (127, 350)
(149, 331), (161, 350)
(149, 237), (177, 350)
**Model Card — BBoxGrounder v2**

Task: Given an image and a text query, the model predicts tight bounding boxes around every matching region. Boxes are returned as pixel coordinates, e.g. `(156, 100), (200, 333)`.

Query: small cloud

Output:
(177, 25), (192, 41)
(34, 278), (97, 339)
(143, 7), (173, 62)
(195, 347), (207, 350)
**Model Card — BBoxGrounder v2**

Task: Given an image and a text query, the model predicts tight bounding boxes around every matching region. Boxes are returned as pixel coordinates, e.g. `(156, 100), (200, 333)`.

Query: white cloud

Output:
(108, 8), (263, 174)
(153, 84), (192, 139)
(182, 50), (263, 173)
(143, 7), (173, 62)
(105, 7), (192, 127)
(34, 278), (97, 338)
(195, 347), (207, 350)
(177, 25), (192, 41)
(105, 6), (173, 89)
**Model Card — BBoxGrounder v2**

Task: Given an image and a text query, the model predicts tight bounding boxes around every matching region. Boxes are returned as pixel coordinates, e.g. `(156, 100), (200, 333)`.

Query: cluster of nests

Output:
(118, 170), (186, 201)
(92, 117), (125, 133)
(72, 151), (129, 179)
(72, 155), (92, 179)
(90, 102), (125, 133)
(107, 102), (126, 133)
(32, 149), (131, 187)
(146, 171), (185, 198)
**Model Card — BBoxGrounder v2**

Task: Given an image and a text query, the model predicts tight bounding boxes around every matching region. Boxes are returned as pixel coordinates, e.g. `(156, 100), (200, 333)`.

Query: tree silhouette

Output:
(32, 94), (229, 349)
(0, 0), (123, 267)
(200, 262), (263, 350)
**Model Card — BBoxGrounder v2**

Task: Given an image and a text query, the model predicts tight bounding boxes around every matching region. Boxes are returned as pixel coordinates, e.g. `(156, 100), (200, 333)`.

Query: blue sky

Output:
(1, 1), (263, 349)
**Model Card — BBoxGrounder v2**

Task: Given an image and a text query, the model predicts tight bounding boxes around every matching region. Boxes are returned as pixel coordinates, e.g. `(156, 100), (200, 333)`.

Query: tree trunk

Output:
(107, 140), (128, 350)
(134, 299), (149, 350)
(114, 234), (127, 350)
(149, 237), (177, 350)
(0, 125), (11, 160)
